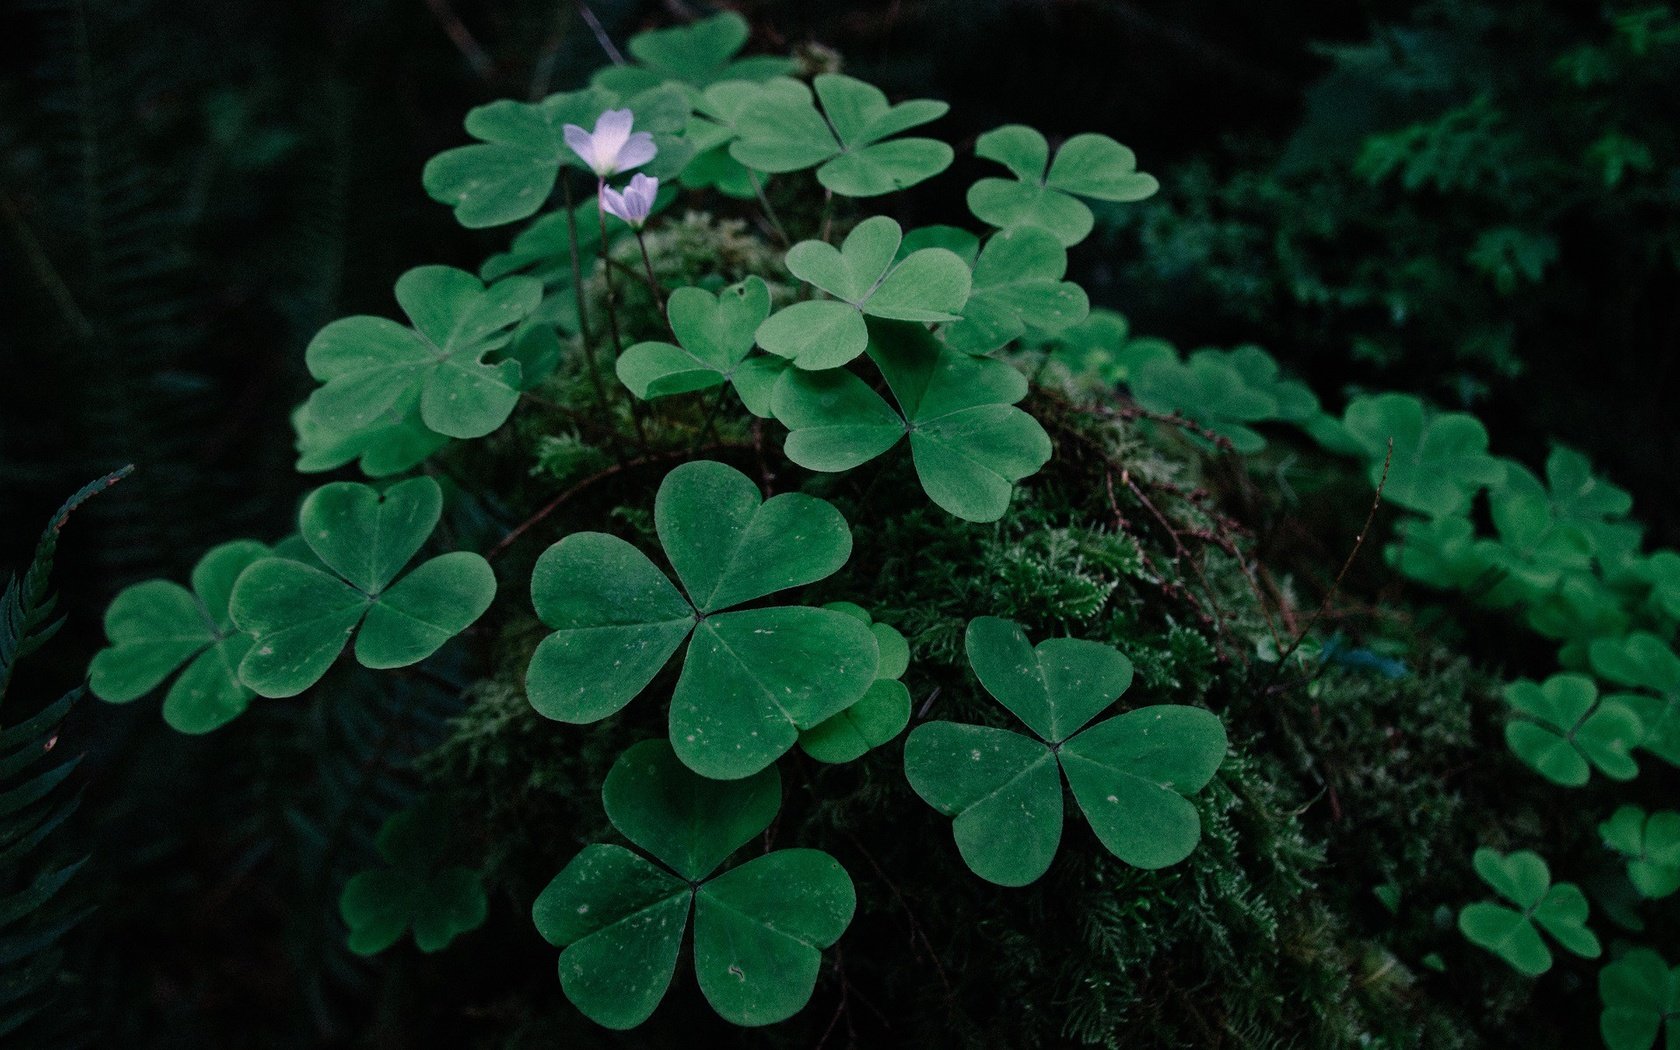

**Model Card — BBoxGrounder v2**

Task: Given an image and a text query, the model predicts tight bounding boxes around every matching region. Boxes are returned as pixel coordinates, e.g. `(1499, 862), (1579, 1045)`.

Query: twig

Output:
(485, 444), (744, 561)
(840, 830), (954, 1006)
(422, 0), (496, 81)
(573, 0), (624, 64)
(1272, 439), (1392, 670)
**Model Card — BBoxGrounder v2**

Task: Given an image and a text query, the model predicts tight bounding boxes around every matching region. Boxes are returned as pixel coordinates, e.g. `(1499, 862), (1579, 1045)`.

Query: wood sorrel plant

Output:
(85, 11), (1228, 1031)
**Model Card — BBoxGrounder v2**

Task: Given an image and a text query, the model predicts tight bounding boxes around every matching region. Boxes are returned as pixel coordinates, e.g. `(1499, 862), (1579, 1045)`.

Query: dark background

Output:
(2, 0), (1675, 1044)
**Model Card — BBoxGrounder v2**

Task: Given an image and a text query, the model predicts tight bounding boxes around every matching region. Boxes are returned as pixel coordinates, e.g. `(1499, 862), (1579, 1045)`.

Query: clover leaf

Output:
(524, 460), (879, 779)
(89, 540), (270, 734)
(756, 217), (971, 369)
(1131, 352), (1281, 454)
(423, 86), (691, 228)
(1503, 673), (1644, 786)
(1600, 949), (1680, 1050)
(967, 125), (1158, 247)
(302, 266), (543, 445)
(292, 403), (449, 479)
(1386, 515), (1487, 591)
(1589, 633), (1680, 766)
(229, 477), (496, 697)
(1480, 461), (1599, 598)
(1342, 393), (1506, 518)
(941, 226), (1089, 355)
(1600, 806), (1680, 899)
(1538, 446), (1634, 541)
(728, 74), (953, 197)
(798, 602), (912, 764)
(615, 277), (772, 401)
(1457, 847), (1601, 976)
(771, 320), (1052, 523)
(339, 797), (487, 955)
(903, 617), (1226, 886)
(533, 739), (855, 1029)
(590, 12), (794, 99)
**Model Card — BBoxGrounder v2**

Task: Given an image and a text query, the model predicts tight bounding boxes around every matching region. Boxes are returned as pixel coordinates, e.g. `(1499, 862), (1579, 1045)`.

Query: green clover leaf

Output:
(1342, 393), (1506, 518)
(1600, 949), (1680, 1050)
(590, 12), (794, 99)
(728, 74), (953, 197)
(89, 540), (270, 734)
(339, 798), (487, 955)
(967, 125), (1158, 247)
(524, 460), (879, 779)
(423, 86), (691, 228)
(1589, 633), (1680, 766)
(941, 227), (1089, 355)
(1480, 460), (1599, 598)
(756, 216), (971, 369)
(292, 402), (448, 479)
(1600, 806), (1680, 899)
(772, 320), (1051, 522)
(1132, 351), (1281, 454)
(229, 477), (496, 697)
(615, 277), (773, 401)
(1636, 550), (1680, 621)
(798, 602), (912, 764)
(302, 266), (543, 443)
(1503, 673), (1644, 786)
(903, 617), (1226, 886)
(1457, 847), (1601, 976)
(533, 740), (855, 1029)
(1386, 515), (1487, 591)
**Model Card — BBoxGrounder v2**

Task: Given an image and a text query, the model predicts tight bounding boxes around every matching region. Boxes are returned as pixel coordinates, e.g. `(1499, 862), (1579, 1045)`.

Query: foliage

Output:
(88, 540), (270, 733)
(968, 125), (1158, 246)
(1599, 948), (1680, 1050)
(1457, 847), (1600, 976)
(339, 797), (487, 955)
(756, 215), (971, 368)
(229, 477), (496, 698)
(50, 5), (1680, 1046)
(904, 616), (1226, 885)
(1600, 806), (1680, 900)
(0, 470), (126, 1040)
(533, 739), (853, 1029)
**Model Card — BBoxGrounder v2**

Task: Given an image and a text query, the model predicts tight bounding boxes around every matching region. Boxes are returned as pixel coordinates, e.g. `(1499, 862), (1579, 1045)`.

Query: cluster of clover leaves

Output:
(82, 11), (1680, 1041)
(1045, 292), (1680, 1039)
(81, 12), (1244, 1032)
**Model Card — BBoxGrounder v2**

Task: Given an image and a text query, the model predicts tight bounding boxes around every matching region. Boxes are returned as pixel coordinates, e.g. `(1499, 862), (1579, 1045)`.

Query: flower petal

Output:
(625, 174), (658, 217)
(592, 108), (635, 171)
(599, 185), (631, 225)
(563, 124), (598, 171)
(615, 132), (658, 175)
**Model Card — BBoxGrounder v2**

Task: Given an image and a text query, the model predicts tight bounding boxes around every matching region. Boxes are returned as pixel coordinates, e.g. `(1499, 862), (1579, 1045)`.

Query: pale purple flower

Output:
(562, 108), (657, 178)
(600, 173), (659, 229)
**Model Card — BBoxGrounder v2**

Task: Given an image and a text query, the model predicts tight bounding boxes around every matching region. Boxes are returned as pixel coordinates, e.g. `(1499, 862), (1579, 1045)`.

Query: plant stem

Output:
(819, 187), (835, 243)
(747, 170), (790, 246)
(597, 184), (650, 445)
(692, 386), (728, 454)
(634, 229), (665, 318)
(562, 176), (614, 420)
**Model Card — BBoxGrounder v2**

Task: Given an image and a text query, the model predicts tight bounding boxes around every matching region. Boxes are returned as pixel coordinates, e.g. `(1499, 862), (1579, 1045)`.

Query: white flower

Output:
(563, 108), (657, 178)
(600, 173), (659, 229)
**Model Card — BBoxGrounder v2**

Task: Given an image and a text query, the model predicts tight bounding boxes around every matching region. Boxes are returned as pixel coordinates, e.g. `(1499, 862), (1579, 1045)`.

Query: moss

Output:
(413, 362), (1593, 1046)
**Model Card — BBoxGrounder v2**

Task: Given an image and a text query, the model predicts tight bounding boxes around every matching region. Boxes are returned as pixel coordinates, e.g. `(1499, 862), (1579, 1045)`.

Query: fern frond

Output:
(0, 469), (125, 1041)
(0, 465), (131, 703)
